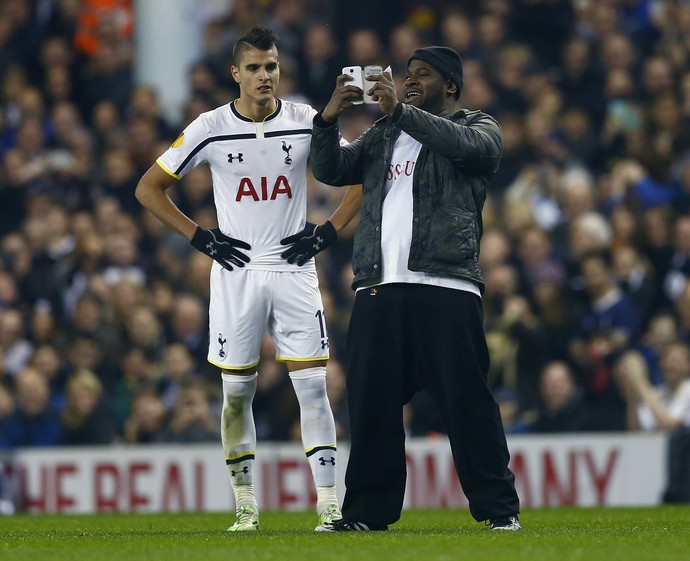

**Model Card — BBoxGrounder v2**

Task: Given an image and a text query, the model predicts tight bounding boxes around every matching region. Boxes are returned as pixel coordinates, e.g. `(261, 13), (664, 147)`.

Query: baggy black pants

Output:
(342, 283), (520, 525)
(663, 427), (690, 503)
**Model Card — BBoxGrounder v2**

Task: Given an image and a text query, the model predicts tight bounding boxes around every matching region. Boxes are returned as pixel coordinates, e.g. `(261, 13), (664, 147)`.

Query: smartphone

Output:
(363, 65), (383, 104)
(342, 66), (364, 104)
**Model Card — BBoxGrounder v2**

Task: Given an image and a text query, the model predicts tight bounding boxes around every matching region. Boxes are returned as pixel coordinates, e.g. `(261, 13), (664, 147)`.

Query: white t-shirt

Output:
(637, 379), (690, 431)
(376, 131), (481, 296)
(157, 99), (317, 271)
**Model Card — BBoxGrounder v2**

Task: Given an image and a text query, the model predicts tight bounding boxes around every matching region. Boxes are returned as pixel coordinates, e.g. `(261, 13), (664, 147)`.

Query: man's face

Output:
(403, 59), (450, 114)
(231, 46), (280, 105)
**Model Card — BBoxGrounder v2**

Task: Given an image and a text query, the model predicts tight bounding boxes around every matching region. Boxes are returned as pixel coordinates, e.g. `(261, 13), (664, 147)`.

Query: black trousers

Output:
(342, 283), (520, 525)
(663, 428), (690, 503)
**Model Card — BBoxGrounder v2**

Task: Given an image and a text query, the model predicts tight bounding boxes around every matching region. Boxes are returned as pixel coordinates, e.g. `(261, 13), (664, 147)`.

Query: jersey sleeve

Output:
(156, 115), (210, 179)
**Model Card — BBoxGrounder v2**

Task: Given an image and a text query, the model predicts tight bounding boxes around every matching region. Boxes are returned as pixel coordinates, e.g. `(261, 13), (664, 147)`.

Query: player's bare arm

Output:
(329, 184), (362, 233)
(280, 185), (362, 266)
(136, 163), (251, 271)
(135, 163), (197, 240)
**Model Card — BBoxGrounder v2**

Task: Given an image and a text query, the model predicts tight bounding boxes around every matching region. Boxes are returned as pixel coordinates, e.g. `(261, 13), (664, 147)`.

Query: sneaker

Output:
(314, 503), (343, 532)
(227, 504), (260, 532)
(318, 518), (388, 532)
(489, 515), (522, 531)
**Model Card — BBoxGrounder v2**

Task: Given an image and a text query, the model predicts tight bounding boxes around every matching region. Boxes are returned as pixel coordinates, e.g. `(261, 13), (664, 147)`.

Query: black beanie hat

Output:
(408, 46), (463, 98)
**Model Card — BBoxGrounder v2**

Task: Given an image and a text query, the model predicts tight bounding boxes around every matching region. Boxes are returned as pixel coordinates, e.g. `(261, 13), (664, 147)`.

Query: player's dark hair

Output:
(233, 25), (279, 66)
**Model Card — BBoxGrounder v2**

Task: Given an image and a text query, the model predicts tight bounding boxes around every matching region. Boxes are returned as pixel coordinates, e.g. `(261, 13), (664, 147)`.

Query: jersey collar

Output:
(230, 98), (282, 123)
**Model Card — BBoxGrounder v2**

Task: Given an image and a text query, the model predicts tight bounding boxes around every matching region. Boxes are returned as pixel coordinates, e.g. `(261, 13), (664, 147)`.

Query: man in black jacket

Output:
(284, 46), (521, 531)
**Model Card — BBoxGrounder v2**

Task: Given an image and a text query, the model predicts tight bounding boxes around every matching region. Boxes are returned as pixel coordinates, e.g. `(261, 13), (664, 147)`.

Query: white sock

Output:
(316, 485), (339, 515)
(221, 372), (258, 508)
(289, 367), (338, 494)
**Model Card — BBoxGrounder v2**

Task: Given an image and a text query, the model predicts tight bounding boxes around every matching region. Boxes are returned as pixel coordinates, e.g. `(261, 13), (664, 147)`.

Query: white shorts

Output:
(207, 266), (330, 369)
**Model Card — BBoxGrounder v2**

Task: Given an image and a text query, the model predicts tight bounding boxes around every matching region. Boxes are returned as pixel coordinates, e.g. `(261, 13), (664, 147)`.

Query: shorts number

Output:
(315, 309), (327, 338)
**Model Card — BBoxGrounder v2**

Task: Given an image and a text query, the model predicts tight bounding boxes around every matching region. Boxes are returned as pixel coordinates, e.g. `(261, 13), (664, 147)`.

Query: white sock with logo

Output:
(289, 367), (338, 513)
(221, 372), (258, 508)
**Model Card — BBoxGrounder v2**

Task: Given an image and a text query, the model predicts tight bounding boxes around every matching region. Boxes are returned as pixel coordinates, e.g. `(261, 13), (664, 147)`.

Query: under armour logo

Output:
(228, 153), (244, 163)
(206, 242), (217, 256)
(318, 457), (336, 466)
(282, 141), (292, 165)
(321, 339), (329, 350)
(312, 235), (324, 250)
(218, 333), (227, 358)
(230, 466), (249, 476)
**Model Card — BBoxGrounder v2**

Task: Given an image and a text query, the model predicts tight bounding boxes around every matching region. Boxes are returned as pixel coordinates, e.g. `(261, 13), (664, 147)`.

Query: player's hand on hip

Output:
(190, 227), (251, 271)
(280, 220), (337, 266)
(321, 74), (363, 122)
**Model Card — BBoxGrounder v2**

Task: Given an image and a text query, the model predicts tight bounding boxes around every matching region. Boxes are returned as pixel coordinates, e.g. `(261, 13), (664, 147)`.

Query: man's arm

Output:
(619, 351), (682, 431)
(634, 382), (682, 431)
(361, 68), (501, 173)
(310, 122), (366, 186)
(391, 103), (502, 173)
(309, 73), (371, 186)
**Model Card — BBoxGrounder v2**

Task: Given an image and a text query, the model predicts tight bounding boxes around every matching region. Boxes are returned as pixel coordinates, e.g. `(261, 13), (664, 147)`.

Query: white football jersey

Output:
(157, 99), (322, 271)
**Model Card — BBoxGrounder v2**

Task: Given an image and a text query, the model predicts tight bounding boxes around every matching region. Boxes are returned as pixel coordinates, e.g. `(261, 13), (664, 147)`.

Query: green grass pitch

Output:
(2, 506), (689, 561)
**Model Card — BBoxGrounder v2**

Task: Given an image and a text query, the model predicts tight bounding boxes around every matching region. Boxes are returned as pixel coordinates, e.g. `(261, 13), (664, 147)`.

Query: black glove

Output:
(190, 227), (251, 271)
(280, 220), (337, 266)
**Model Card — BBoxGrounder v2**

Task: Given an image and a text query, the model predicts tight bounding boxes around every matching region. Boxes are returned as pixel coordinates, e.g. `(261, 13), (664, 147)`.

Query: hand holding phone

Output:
(342, 66), (364, 105)
(363, 65), (383, 104)
(325, 65), (390, 121)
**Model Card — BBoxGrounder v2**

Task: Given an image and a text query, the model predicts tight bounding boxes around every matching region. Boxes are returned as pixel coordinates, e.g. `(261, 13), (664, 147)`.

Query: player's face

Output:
(231, 46), (280, 105)
(403, 60), (451, 114)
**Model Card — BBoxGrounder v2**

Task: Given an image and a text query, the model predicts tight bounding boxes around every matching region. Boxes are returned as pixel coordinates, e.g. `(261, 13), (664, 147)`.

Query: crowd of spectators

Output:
(2, 0), (690, 451)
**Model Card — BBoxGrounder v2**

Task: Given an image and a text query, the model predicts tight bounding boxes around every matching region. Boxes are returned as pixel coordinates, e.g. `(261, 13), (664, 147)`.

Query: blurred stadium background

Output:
(1, 0), (690, 514)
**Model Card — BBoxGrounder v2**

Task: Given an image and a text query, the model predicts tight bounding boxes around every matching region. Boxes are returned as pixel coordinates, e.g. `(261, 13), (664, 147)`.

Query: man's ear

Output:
(231, 65), (240, 84)
(447, 80), (458, 98)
